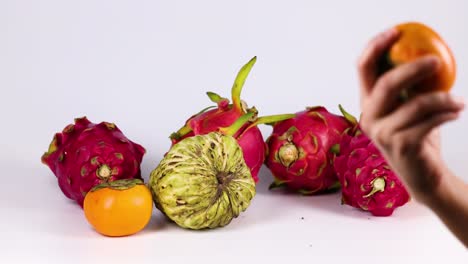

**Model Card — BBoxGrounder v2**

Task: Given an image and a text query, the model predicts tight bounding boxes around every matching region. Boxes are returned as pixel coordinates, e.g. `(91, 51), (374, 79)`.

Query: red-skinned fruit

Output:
(42, 117), (146, 207)
(170, 57), (293, 183)
(332, 106), (410, 216)
(265, 106), (353, 194)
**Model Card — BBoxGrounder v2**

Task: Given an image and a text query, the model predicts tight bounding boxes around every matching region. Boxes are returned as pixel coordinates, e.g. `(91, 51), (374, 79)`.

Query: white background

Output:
(1, 0), (467, 263)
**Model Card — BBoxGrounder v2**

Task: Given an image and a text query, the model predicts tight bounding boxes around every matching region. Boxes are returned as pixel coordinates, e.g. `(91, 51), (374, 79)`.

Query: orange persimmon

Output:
(83, 179), (153, 237)
(387, 22), (456, 94)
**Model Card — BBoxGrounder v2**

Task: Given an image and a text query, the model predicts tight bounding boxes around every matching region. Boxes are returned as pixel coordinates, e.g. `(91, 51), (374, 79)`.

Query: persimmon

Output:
(83, 179), (153, 237)
(386, 22), (456, 95)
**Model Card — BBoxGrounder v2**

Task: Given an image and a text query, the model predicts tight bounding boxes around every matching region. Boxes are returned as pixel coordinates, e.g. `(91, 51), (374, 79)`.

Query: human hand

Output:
(357, 27), (465, 205)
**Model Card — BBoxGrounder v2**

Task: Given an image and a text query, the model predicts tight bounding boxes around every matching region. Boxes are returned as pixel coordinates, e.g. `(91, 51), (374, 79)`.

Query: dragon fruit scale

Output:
(41, 117), (146, 206)
(170, 57), (293, 183)
(333, 106), (410, 216)
(265, 106), (353, 194)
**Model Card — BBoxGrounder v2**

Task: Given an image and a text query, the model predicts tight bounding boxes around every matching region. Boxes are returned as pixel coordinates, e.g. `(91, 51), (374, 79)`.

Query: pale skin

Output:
(358, 27), (468, 247)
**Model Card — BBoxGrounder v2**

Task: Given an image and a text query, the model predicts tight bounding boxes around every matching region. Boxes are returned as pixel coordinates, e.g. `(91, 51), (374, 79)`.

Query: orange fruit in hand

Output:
(84, 179), (153, 237)
(388, 22), (456, 94)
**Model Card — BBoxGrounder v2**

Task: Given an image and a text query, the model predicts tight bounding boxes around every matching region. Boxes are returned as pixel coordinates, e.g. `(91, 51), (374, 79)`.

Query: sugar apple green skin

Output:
(149, 132), (256, 229)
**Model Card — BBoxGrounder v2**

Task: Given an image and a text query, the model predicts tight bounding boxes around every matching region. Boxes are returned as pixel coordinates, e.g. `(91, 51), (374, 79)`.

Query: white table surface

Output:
(1, 0), (467, 263)
(1, 156), (466, 263)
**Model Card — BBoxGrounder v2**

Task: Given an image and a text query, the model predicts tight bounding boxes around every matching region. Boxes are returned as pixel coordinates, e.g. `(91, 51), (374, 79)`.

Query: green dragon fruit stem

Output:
(238, 113), (295, 139)
(169, 105), (217, 141)
(219, 112), (256, 137)
(232, 56), (257, 113)
(253, 114), (295, 126)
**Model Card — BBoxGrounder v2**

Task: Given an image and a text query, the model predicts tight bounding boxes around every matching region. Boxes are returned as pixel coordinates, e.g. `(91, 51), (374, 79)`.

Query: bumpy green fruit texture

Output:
(149, 132), (256, 229)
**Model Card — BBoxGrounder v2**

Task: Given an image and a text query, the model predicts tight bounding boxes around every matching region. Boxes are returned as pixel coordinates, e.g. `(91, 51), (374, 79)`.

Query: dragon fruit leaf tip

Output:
(232, 56), (257, 112)
(338, 104), (358, 125)
(169, 56), (256, 141)
(268, 178), (289, 190)
(41, 117), (146, 206)
(206, 91), (226, 104)
(168, 56), (291, 184)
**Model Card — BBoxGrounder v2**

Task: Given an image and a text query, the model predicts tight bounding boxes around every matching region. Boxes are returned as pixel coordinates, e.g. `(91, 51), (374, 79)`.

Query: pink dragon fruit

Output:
(333, 106), (410, 216)
(42, 117), (146, 206)
(170, 57), (293, 182)
(265, 106), (352, 194)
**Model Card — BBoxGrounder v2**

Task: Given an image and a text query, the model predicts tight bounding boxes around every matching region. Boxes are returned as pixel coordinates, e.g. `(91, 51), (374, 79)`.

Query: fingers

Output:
(398, 111), (460, 150)
(365, 92), (464, 154)
(427, 128), (441, 149)
(358, 27), (400, 96)
(367, 108), (461, 155)
(384, 92), (464, 132)
(366, 55), (441, 119)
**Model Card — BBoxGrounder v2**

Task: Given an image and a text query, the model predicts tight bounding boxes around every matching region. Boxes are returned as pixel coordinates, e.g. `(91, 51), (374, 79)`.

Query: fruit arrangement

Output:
(41, 21), (456, 236)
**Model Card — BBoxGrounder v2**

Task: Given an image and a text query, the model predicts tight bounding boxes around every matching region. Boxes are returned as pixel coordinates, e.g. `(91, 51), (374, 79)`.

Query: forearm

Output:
(427, 170), (468, 247)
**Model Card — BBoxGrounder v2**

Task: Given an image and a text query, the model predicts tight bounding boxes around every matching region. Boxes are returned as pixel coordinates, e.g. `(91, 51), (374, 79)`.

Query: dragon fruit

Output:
(41, 117), (146, 206)
(265, 106), (352, 194)
(170, 57), (293, 182)
(333, 106), (410, 216)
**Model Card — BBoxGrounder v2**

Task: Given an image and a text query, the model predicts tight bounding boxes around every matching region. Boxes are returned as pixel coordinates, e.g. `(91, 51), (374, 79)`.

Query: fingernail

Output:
(383, 27), (398, 38)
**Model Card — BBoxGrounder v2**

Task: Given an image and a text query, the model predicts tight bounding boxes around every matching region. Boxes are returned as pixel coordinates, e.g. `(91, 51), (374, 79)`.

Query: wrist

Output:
(424, 167), (456, 211)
